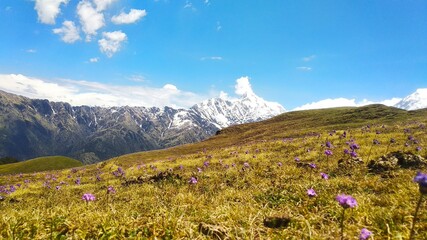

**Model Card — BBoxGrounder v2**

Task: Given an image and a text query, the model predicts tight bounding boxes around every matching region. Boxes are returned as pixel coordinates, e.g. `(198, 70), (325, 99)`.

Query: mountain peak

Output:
(191, 88), (286, 129)
(395, 88), (427, 110)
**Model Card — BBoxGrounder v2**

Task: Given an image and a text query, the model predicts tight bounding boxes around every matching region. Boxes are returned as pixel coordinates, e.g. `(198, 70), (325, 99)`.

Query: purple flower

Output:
(326, 141), (332, 148)
(55, 186), (61, 190)
(82, 193), (96, 202)
(350, 143), (360, 150)
(320, 172), (329, 180)
(414, 172), (427, 194)
(277, 162), (283, 167)
(188, 177), (198, 184)
(294, 157), (300, 162)
(75, 178), (81, 185)
(203, 161), (210, 167)
(373, 139), (380, 145)
(359, 228), (372, 240)
(107, 186), (116, 194)
(309, 163), (316, 169)
(96, 175), (102, 181)
(243, 162), (250, 168)
(350, 151), (358, 158)
(324, 149), (333, 156)
(344, 149), (350, 154)
(307, 188), (317, 197)
(197, 167), (203, 173)
(179, 165), (184, 170)
(408, 135), (415, 141)
(416, 146), (422, 152)
(336, 194), (357, 208)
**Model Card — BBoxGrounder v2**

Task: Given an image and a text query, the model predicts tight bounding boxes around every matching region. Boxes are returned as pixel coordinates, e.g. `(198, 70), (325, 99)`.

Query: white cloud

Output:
(293, 98), (358, 111)
(92, 0), (117, 11)
(216, 21), (222, 31)
(184, 1), (196, 11)
(380, 98), (402, 106)
(184, 1), (193, 8)
(302, 55), (316, 62)
(111, 9), (147, 25)
(163, 84), (178, 91)
(0, 74), (205, 108)
(201, 56), (223, 61)
(293, 97), (403, 111)
(128, 75), (145, 82)
(34, 0), (69, 24)
(235, 76), (254, 96)
(98, 31), (127, 57)
(53, 21), (81, 43)
(297, 67), (312, 72)
(77, 0), (105, 41)
(89, 57), (99, 63)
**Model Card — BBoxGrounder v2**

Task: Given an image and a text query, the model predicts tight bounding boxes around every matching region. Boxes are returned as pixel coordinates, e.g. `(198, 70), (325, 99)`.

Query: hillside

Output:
(0, 104), (426, 239)
(0, 89), (284, 163)
(116, 104), (426, 166)
(0, 156), (82, 175)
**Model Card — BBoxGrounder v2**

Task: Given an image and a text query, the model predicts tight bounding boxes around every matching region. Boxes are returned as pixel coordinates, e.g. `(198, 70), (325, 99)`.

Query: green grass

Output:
(0, 105), (426, 239)
(0, 156), (82, 176)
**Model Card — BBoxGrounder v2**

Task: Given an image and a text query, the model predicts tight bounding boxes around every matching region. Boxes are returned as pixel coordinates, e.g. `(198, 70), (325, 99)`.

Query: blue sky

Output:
(0, 0), (426, 109)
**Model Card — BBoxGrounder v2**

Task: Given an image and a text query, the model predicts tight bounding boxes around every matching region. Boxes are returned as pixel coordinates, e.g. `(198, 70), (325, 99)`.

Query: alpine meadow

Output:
(1, 105), (427, 239)
(1, 0), (427, 239)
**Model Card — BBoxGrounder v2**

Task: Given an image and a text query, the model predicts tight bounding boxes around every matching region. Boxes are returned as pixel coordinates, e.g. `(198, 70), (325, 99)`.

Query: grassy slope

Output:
(0, 156), (82, 175)
(116, 104), (425, 166)
(0, 105), (426, 239)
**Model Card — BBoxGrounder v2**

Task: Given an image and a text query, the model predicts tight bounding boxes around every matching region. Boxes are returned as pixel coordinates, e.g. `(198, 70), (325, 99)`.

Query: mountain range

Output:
(0, 90), (284, 163)
(1, 86), (426, 164)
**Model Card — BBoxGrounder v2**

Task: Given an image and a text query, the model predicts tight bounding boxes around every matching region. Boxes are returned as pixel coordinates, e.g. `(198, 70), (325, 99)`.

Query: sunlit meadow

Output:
(1, 110), (426, 239)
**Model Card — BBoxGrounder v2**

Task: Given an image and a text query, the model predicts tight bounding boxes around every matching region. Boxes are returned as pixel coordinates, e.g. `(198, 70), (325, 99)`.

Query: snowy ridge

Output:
(395, 88), (427, 110)
(191, 91), (286, 129)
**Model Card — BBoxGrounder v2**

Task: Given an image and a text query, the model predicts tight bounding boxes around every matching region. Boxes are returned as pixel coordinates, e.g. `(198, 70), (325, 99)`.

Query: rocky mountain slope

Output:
(0, 90), (285, 163)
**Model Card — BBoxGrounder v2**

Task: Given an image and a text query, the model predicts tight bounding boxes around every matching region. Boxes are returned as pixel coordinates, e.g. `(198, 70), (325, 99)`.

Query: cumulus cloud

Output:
(112, 9), (147, 24)
(34, 0), (69, 24)
(92, 0), (117, 11)
(0, 74), (205, 108)
(77, 0), (105, 41)
(293, 97), (403, 111)
(98, 31), (127, 57)
(293, 98), (359, 111)
(235, 76), (254, 96)
(53, 21), (81, 43)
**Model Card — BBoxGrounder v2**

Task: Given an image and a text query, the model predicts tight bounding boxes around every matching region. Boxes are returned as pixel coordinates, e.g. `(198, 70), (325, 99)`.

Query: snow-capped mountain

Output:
(394, 88), (427, 110)
(191, 91), (286, 128)
(0, 89), (286, 163)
